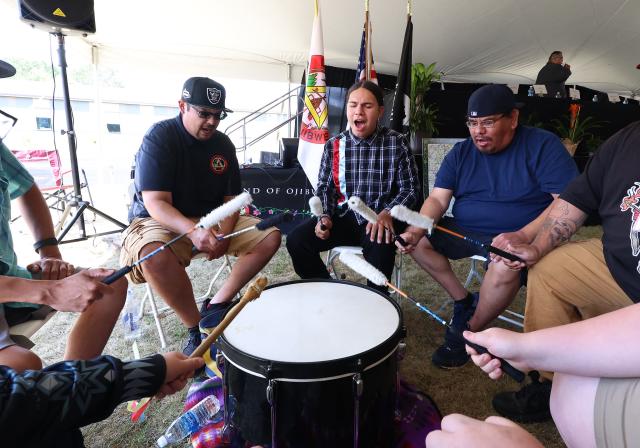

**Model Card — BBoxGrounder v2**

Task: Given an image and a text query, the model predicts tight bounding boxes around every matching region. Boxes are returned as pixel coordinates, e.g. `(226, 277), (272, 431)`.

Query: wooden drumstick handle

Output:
(189, 276), (268, 359)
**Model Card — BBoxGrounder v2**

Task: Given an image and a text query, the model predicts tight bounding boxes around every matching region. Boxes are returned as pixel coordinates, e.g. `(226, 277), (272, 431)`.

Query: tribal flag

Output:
(355, 14), (378, 84)
(298, 2), (329, 190)
(389, 14), (412, 133)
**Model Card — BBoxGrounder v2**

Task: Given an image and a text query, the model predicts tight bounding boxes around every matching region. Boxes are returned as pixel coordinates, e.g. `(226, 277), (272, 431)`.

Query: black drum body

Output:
(217, 280), (405, 447)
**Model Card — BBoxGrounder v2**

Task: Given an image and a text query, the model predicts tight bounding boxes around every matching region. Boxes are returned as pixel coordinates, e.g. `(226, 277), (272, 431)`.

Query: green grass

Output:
(33, 228), (603, 447)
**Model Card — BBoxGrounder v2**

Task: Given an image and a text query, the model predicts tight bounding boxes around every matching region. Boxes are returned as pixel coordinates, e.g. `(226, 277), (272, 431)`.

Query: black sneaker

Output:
(182, 326), (202, 356)
(199, 299), (233, 325)
(450, 292), (478, 331)
(431, 324), (470, 368)
(492, 371), (552, 423)
(431, 293), (477, 369)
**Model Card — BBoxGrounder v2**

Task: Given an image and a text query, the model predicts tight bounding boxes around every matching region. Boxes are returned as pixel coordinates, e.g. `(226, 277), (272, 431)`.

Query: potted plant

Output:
(410, 62), (441, 151)
(552, 104), (604, 156)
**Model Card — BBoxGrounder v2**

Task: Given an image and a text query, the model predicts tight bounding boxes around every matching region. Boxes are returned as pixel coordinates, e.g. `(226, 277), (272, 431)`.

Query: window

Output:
(36, 116), (51, 130)
(106, 123), (121, 133)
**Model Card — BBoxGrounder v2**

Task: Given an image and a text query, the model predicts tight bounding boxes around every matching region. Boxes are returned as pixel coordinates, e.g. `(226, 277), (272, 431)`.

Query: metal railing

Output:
(223, 86), (303, 163)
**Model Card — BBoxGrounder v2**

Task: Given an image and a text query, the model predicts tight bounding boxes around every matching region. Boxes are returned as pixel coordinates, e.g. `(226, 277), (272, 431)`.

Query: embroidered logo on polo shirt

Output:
(210, 155), (228, 174)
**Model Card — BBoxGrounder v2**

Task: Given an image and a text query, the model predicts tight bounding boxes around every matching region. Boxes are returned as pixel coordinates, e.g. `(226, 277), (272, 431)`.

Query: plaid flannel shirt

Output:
(316, 126), (419, 224)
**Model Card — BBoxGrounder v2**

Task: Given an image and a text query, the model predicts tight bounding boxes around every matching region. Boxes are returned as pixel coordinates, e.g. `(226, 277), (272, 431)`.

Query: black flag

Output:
(389, 15), (412, 133)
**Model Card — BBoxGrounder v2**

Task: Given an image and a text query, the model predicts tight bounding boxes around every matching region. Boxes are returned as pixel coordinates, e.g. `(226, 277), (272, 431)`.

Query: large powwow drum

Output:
(217, 280), (405, 447)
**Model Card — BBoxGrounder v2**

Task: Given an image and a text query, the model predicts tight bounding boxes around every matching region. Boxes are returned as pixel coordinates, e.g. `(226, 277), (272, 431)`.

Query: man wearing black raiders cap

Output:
(121, 77), (281, 355)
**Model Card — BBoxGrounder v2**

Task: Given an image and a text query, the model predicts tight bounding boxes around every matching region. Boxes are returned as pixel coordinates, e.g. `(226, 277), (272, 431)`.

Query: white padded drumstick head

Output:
(390, 205), (434, 233)
(339, 252), (388, 286)
(347, 196), (378, 224)
(197, 192), (253, 229)
(309, 196), (324, 217)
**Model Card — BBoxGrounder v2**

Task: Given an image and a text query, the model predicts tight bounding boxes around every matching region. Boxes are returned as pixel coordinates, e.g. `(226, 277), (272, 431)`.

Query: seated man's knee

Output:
(409, 236), (437, 260)
(264, 231), (282, 253)
(0, 346), (43, 372)
(140, 242), (179, 273)
(485, 263), (521, 289)
(109, 277), (128, 309)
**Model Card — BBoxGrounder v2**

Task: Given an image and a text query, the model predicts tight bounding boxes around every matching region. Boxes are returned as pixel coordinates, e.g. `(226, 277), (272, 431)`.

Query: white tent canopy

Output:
(2, 0), (639, 97)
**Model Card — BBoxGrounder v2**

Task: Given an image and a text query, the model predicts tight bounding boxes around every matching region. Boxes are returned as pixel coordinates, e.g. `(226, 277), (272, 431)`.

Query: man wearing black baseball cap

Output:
(0, 59), (17, 78)
(396, 84), (577, 389)
(121, 77), (281, 356)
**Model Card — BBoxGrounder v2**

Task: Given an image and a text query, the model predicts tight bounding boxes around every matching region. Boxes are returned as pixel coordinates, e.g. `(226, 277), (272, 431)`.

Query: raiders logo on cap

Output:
(207, 88), (221, 105)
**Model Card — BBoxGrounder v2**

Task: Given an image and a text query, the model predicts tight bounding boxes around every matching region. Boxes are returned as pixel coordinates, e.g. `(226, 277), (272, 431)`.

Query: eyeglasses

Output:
(466, 114), (505, 129)
(189, 105), (227, 121)
(0, 109), (17, 140)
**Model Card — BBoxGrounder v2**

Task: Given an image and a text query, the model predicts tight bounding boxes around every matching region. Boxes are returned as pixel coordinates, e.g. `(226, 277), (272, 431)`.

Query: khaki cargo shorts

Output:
(594, 376), (640, 447)
(119, 215), (279, 284)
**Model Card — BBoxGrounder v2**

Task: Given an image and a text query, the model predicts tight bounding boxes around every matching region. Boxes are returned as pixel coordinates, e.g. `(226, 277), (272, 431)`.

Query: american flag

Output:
(355, 19), (378, 84)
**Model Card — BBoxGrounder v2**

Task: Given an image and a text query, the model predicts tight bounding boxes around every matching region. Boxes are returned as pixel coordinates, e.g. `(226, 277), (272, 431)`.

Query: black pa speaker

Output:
(279, 137), (299, 169)
(19, 0), (96, 34)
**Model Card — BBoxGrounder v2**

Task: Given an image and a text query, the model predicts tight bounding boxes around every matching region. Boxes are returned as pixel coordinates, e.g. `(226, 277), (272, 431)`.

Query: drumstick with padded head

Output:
(130, 275), (269, 422)
(103, 192), (253, 284)
(390, 205), (523, 263)
(190, 275), (268, 357)
(309, 196), (328, 231)
(338, 252), (525, 383)
(347, 196), (407, 246)
(216, 212), (292, 240)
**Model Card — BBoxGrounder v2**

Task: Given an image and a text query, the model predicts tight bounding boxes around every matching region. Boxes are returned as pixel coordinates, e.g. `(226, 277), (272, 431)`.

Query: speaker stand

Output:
(53, 32), (126, 244)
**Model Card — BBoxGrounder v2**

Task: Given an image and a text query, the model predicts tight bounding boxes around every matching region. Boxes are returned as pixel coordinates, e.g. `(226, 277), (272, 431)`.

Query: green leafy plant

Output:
(551, 104), (605, 154)
(410, 62), (442, 137)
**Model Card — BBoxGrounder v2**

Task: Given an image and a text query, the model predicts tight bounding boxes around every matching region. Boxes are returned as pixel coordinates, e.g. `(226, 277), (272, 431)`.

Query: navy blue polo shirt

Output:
(435, 126), (578, 235)
(129, 115), (241, 221)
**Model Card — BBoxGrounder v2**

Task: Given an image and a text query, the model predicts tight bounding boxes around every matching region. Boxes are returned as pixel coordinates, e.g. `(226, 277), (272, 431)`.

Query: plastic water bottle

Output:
(122, 286), (142, 340)
(156, 395), (222, 447)
(528, 85), (535, 97)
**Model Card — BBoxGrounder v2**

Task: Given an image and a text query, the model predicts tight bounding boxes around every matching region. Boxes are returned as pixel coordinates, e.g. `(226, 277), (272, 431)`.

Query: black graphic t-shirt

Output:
(561, 120), (640, 301)
(129, 115), (241, 221)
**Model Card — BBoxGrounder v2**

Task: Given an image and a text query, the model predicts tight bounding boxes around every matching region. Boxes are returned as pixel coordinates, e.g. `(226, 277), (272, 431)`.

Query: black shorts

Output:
(426, 216), (528, 286)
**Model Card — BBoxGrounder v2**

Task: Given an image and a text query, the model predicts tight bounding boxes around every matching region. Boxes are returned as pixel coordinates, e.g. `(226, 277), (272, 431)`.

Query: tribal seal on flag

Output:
(300, 55), (329, 145)
(297, 6), (329, 190)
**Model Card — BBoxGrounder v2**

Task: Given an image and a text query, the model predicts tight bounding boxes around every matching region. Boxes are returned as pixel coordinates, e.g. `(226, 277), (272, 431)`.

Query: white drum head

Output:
(223, 281), (400, 363)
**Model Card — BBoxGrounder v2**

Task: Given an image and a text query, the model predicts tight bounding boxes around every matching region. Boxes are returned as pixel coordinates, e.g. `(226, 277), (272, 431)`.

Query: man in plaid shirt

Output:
(287, 80), (419, 291)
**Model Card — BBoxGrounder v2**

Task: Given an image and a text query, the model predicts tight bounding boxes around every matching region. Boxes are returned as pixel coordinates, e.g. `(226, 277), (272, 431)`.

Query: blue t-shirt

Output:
(434, 126), (578, 235)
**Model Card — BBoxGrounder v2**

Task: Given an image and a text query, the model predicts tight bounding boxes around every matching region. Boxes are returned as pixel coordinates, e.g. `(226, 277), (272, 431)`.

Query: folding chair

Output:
(137, 254), (236, 349)
(10, 149), (94, 235)
(8, 305), (57, 350)
(325, 246), (404, 293)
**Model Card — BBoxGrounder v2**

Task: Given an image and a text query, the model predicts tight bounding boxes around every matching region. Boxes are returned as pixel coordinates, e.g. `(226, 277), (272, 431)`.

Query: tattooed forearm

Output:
(549, 218), (576, 246)
(539, 201), (587, 249)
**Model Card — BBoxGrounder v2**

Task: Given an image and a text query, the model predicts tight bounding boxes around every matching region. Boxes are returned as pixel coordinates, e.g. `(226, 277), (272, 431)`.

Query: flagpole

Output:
(364, 0), (370, 81)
